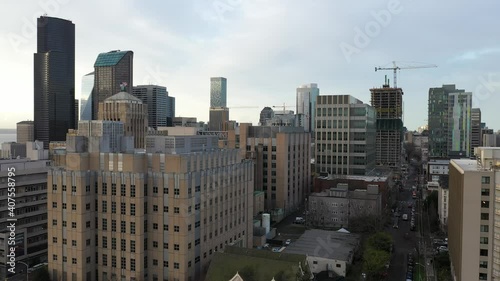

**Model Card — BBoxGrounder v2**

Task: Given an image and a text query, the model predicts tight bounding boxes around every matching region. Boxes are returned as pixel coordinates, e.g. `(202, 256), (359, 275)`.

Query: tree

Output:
(239, 265), (258, 281)
(366, 232), (393, 253)
(275, 269), (295, 281)
(349, 214), (384, 233)
(362, 247), (390, 278)
(31, 266), (50, 281)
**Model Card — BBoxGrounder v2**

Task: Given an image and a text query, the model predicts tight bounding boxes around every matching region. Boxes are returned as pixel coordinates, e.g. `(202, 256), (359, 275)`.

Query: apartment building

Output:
(448, 147), (500, 281)
(315, 95), (376, 176)
(48, 133), (254, 281)
(237, 124), (310, 216)
(0, 143), (50, 278)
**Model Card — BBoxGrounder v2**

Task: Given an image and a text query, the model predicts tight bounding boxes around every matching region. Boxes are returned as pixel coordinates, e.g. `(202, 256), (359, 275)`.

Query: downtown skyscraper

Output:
(296, 83), (319, 133)
(92, 50), (133, 119)
(209, 77), (229, 131)
(34, 16), (75, 149)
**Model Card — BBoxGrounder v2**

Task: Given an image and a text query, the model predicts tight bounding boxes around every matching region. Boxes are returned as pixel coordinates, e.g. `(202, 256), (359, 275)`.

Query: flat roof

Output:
(451, 159), (481, 172)
(283, 229), (360, 261)
(317, 175), (388, 182)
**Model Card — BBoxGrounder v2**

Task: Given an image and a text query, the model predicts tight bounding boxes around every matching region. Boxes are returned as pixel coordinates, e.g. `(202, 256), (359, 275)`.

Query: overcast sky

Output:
(1, 0), (500, 130)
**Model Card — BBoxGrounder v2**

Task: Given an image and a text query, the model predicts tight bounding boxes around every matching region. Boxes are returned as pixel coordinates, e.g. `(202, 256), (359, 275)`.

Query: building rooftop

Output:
(94, 50), (131, 67)
(17, 120), (34, 125)
(451, 159), (480, 172)
(428, 159), (450, 165)
(104, 91), (142, 103)
(317, 174), (388, 182)
(283, 229), (360, 261)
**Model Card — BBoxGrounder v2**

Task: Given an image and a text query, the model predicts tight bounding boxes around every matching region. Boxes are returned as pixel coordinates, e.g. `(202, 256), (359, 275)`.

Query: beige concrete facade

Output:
(448, 147), (500, 281)
(16, 121), (34, 144)
(48, 138), (254, 281)
(237, 125), (311, 215)
(98, 92), (148, 149)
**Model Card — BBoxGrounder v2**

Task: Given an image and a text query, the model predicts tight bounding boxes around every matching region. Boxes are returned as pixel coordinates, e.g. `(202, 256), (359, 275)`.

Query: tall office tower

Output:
(209, 77), (229, 131)
(315, 95), (376, 176)
(34, 16), (75, 149)
(471, 108), (481, 156)
(92, 50), (133, 119)
(79, 72), (94, 120)
(370, 82), (403, 168)
(259, 107), (274, 125)
(0, 146), (50, 278)
(74, 99), (79, 126)
(210, 77), (227, 107)
(238, 124), (311, 215)
(167, 96), (176, 126)
(448, 147), (500, 281)
(296, 83), (320, 133)
(48, 134), (254, 281)
(17, 120), (34, 143)
(98, 91), (148, 149)
(209, 107), (229, 131)
(428, 85), (472, 157)
(133, 85), (168, 129)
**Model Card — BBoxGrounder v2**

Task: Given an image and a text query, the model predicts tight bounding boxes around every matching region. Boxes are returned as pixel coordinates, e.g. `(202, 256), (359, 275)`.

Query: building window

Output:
(480, 273), (488, 280)
(131, 259), (136, 271)
(481, 213), (489, 220)
(174, 244), (180, 251)
(131, 240), (136, 252)
(481, 188), (490, 196)
(480, 237), (489, 244)
(480, 249), (488, 256)
(174, 226), (180, 232)
(130, 222), (136, 234)
(482, 176), (491, 184)
(480, 261), (488, 268)
(481, 201), (490, 208)
(174, 263), (180, 269)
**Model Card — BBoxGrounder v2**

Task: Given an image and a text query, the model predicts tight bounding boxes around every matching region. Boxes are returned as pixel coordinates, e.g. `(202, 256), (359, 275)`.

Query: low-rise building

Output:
(308, 184), (381, 228)
(283, 229), (360, 277)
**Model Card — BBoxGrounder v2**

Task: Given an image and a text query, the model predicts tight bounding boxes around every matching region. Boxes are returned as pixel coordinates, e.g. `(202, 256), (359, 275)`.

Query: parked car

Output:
(285, 239), (291, 246)
(402, 214), (408, 221)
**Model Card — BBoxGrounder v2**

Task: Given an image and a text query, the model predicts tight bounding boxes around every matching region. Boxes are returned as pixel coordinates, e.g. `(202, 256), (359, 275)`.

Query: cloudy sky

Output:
(1, 0), (500, 130)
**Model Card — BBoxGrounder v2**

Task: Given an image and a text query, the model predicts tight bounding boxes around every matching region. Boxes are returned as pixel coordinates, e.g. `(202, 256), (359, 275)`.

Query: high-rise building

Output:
(0, 146), (50, 278)
(448, 147), (500, 281)
(92, 50), (133, 119)
(209, 77), (228, 131)
(167, 96), (176, 126)
(259, 107), (274, 125)
(133, 85), (168, 129)
(34, 16), (75, 149)
(98, 91), (148, 149)
(296, 83), (320, 133)
(238, 124), (311, 216)
(209, 107), (229, 131)
(74, 99), (79, 127)
(370, 83), (404, 168)
(471, 108), (481, 156)
(79, 72), (94, 120)
(315, 95), (376, 175)
(48, 134), (254, 281)
(428, 85), (472, 157)
(210, 77), (227, 108)
(17, 121), (34, 143)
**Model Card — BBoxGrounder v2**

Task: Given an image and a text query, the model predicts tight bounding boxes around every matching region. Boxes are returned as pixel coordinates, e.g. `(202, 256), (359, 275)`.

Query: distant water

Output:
(0, 129), (17, 143)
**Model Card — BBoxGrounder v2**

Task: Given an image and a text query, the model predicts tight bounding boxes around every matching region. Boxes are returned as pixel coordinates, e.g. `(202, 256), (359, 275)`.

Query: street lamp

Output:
(414, 262), (425, 281)
(17, 261), (28, 281)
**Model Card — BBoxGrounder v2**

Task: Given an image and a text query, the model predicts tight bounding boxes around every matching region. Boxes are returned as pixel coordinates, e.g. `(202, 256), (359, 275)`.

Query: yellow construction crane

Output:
(272, 103), (296, 112)
(375, 61), (437, 88)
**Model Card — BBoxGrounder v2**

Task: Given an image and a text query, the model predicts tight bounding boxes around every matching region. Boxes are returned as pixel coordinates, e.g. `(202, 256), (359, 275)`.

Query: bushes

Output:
(362, 232), (392, 279)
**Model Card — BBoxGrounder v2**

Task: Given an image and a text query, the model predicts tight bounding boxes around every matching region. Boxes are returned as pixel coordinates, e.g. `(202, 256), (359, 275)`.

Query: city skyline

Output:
(1, 0), (500, 130)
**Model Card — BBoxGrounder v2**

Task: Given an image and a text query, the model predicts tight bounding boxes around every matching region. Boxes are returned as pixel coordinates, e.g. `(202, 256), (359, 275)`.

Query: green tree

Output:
(239, 265), (258, 281)
(362, 247), (390, 278)
(349, 215), (384, 233)
(30, 266), (50, 281)
(366, 232), (392, 253)
(275, 269), (295, 281)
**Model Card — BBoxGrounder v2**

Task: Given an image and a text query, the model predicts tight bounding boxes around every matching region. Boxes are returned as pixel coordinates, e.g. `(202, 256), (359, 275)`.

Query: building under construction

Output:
(370, 80), (404, 169)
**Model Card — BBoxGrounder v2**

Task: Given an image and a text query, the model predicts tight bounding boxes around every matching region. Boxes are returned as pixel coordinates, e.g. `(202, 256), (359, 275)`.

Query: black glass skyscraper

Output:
(34, 16), (75, 149)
